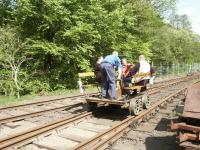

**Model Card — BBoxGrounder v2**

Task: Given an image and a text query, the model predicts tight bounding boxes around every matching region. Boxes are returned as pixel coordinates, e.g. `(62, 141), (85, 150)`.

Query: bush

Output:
(23, 80), (51, 95)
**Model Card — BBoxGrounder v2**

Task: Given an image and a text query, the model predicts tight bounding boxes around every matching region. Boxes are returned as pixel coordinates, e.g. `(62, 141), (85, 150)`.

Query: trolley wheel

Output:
(87, 102), (97, 111)
(129, 98), (141, 115)
(142, 94), (150, 109)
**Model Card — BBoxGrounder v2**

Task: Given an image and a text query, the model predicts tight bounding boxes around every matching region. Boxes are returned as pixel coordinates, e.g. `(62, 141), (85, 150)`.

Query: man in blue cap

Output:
(100, 51), (122, 100)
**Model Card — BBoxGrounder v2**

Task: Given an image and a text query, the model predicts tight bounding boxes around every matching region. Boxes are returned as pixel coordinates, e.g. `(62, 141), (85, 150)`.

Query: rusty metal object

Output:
(171, 120), (200, 142)
(171, 121), (200, 132)
(170, 81), (200, 148)
(182, 82), (200, 119)
(179, 132), (200, 143)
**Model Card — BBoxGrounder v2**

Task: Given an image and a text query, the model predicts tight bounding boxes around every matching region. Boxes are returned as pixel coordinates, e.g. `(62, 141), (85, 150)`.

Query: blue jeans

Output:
(100, 63), (115, 98)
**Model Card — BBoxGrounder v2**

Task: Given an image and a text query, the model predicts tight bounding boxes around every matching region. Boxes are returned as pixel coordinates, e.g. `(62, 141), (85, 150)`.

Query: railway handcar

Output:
(78, 72), (153, 115)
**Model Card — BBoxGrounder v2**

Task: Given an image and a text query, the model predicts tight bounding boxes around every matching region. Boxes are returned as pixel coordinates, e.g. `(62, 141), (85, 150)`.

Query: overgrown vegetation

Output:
(0, 0), (200, 98)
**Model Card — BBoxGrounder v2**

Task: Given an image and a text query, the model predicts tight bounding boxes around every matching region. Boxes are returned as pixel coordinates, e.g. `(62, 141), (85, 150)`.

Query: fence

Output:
(77, 63), (200, 92)
(153, 63), (200, 80)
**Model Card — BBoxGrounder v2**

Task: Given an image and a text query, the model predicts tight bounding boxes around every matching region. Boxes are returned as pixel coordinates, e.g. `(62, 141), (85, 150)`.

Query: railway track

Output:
(0, 75), (195, 126)
(0, 94), (88, 110)
(0, 102), (87, 139)
(71, 87), (188, 150)
(0, 74), (196, 118)
(0, 94), (96, 138)
(0, 74), (191, 112)
(0, 74), (199, 150)
(0, 95), (86, 124)
(0, 74), (194, 124)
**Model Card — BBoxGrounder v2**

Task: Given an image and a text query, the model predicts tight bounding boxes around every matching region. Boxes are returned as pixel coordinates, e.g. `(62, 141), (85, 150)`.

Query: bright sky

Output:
(177, 0), (200, 35)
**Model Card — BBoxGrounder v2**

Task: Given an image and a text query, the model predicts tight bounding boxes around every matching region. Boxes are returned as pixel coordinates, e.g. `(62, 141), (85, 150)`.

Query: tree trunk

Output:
(14, 70), (20, 99)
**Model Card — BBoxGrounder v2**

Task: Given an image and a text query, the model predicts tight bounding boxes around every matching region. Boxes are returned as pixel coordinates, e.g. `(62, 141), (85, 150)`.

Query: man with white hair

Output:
(138, 55), (151, 75)
(129, 55), (150, 74)
(129, 55), (153, 85)
(100, 51), (122, 100)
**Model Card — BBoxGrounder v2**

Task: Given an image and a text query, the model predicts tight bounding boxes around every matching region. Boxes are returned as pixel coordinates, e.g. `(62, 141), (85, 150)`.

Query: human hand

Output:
(117, 76), (121, 80)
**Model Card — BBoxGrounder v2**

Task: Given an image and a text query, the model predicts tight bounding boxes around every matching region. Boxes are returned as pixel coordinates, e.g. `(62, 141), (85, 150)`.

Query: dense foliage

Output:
(0, 0), (200, 97)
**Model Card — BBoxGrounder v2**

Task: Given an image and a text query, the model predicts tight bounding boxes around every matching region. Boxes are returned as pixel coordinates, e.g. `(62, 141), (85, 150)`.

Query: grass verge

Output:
(0, 86), (99, 107)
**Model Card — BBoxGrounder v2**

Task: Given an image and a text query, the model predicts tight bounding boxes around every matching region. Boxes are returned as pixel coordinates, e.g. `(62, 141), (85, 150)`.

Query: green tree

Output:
(0, 0), (200, 96)
(0, 27), (30, 98)
(170, 13), (191, 30)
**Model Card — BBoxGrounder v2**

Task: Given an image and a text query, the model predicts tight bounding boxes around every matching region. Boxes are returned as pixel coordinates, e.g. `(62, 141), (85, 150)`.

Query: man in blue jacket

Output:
(100, 51), (122, 100)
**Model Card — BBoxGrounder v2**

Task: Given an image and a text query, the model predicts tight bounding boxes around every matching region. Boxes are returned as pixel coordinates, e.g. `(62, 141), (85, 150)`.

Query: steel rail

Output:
(0, 111), (93, 150)
(148, 74), (199, 91)
(0, 102), (83, 124)
(147, 74), (199, 95)
(71, 88), (186, 150)
(0, 93), (93, 111)
(152, 74), (198, 87)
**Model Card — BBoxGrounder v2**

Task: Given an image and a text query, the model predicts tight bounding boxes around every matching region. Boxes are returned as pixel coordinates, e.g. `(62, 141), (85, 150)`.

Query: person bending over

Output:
(100, 51), (122, 100)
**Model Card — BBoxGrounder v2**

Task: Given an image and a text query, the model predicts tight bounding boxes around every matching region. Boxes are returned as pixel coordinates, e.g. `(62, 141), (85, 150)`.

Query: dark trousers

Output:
(123, 76), (132, 87)
(100, 63), (115, 98)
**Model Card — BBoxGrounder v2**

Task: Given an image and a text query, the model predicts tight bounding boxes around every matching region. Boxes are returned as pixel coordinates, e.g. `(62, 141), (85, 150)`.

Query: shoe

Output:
(99, 95), (106, 99)
(109, 97), (117, 100)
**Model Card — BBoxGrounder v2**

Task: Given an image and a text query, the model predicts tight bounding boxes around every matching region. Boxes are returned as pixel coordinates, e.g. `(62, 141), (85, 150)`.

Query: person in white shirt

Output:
(128, 55), (155, 85)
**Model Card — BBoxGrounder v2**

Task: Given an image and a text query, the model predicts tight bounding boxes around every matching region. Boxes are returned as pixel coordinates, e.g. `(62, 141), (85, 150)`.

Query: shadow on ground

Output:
(145, 135), (181, 150)
(154, 117), (171, 131)
(145, 117), (182, 150)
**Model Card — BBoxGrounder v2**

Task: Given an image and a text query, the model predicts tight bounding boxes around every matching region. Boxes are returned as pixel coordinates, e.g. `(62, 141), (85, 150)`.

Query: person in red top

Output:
(121, 58), (133, 87)
(121, 58), (133, 77)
